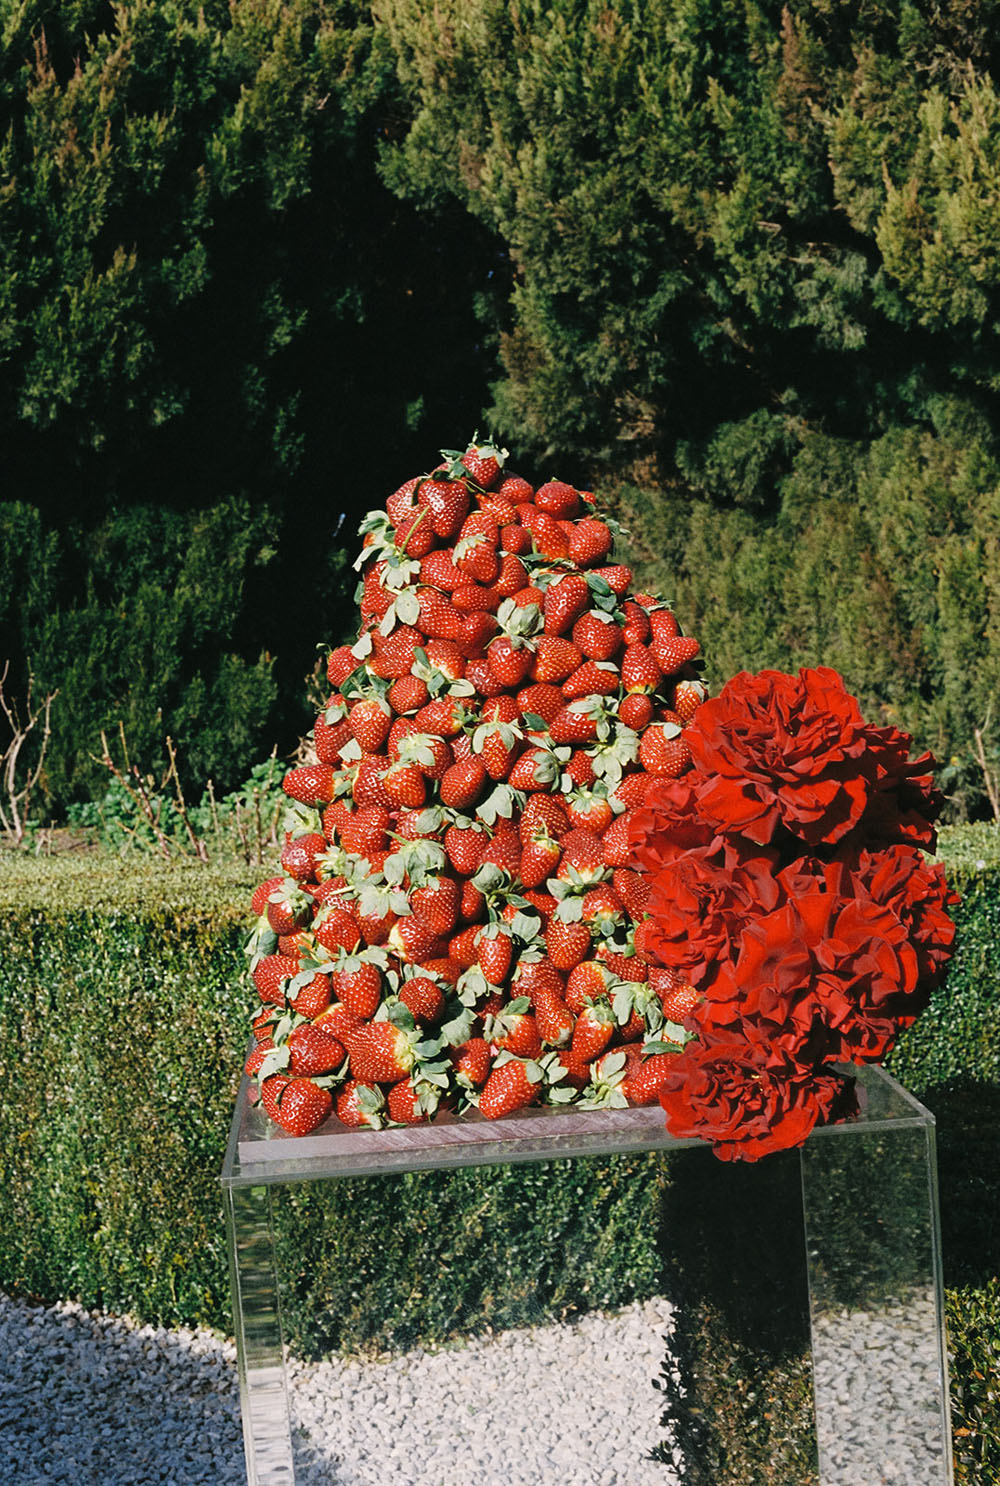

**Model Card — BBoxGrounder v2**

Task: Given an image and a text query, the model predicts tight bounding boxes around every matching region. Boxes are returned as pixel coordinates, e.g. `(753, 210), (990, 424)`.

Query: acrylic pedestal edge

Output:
(220, 1063), (953, 1486)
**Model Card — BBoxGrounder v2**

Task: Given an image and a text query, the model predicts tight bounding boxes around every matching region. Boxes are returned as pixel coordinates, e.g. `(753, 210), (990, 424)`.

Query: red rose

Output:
(685, 667), (896, 846)
(637, 844), (782, 987)
(658, 1031), (857, 1161)
(699, 891), (920, 1066)
(630, 776), (719, 874)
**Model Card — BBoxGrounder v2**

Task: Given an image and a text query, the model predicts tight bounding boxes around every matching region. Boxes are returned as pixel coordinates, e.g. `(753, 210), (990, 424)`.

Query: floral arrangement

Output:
(242, 439), (957, 1161)
(631, 666), (958, 1159)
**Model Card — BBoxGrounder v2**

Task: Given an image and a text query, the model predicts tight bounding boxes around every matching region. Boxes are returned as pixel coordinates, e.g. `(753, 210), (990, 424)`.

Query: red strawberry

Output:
(496, 552), (529, 595)
(399, 976), (446, 1025)
(487, 636), (535, 687)
(518, 831), (562, 888)
(564, 789), (613, 834)
(383, 761), (427, 808)
(282, 764), (336, 806)
(287, 1023), (346, 1076)
(508, 746), (561, 792)
(673, 678), (708, 721)
(440, 757), (488, 809)
(416, 588), (465, 641)
(288, 972), (333, 1020)
(478, 1057), (543, 1118)
(280, 833), (328, 883)
(565, 960), (611, 1014)
(349, 698), (392, 753)
(252, 953), (296, 1006)
(571, 999), (616, 1061)
(414, 697), (471, 738)
(600, 812), (635, 866)
(534, 480), (580, 517)
(612, 867), (650, 918)
(557, 828), (608, 884)
(454, 533), (501, 584)
(444, 823), (488, 876)
(459, 438), (507, 490)
(580, 884), (624, 935)
(516, 682), (564, 726)
(261, 1076), (333, 1136)
(476, 926), (515, 985)
(419, 548), (465, 590)
(651, 634), (701, 675)
(314, 703), (353, 763)
(334, 957), (383, 1019)
(621, 1051), (679, 1105)
(370, 624), (424, 679)
(589, 564), (633, 596)
(496, 473), (534, 504)
(449, 923), (483, 968)
(532, 637), (584, 685)
(527, 513), (569, 560)
(621, 644), (662, 695)
(548, 702), (602, 746)
(347, 1020), (421, 1084)
(326, 645), (357, 686)
(474, 719), (522, 781)
(411, 876), (461, 937)
(648, 607), (680, 640)
(638, 726), (692, 777)
(568, 518), (612, 567)
(572, 612), (623, 660)
(266, 880), (313, 937)
(659, 981), (701, 1023)
(339, 804), (391, 857)
(610, 773), (652, 808)
(520, 792), (570, 840)
(251, 875), (284, 917)
(389, 915), (448, 963)
(534, 992), (575, 1047)
(449, 1037), (492, 1088)
(545, 918), (592, 970)
(620, 601), (651, 645)
(500, 523), (532, 554)
(561, 661), (620, 699)
(336, 1079), (386, 1128)
(543, 574), (590, 635)
(618, 693), (654, 729)
(418, 475), (470, 538)
(511, 960), (567, 1003)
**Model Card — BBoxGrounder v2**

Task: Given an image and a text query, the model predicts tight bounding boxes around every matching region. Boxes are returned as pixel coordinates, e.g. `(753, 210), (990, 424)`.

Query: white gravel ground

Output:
(0, 1291), (680, 1485)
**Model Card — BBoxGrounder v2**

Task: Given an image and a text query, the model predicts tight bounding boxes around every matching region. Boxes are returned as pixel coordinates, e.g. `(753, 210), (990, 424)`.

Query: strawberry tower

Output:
(245, 440), (708, 1134)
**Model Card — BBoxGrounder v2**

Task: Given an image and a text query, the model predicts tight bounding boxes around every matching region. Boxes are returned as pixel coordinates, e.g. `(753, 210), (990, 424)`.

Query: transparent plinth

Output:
(220, 1063), (952, 1486)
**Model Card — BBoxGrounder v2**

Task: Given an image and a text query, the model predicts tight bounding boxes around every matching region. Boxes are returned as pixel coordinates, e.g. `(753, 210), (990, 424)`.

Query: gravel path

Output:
(0, 1291), (680, 1485)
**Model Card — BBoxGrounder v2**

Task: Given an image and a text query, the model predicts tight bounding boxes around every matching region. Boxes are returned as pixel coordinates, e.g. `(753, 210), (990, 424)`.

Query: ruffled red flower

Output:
(699, 889), (922, 1066)
(685, 667), (909, 847)
(636, 843), (781, 987)
(658, 1031), (857, 1162)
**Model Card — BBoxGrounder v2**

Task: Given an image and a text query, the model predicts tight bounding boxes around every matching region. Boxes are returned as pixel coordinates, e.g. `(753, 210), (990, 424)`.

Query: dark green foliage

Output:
(614, 403), (1000, 820)
(375, 0), (1000, 477)
(274, 1151), (666, 1358)
(0, 0), (499, 813)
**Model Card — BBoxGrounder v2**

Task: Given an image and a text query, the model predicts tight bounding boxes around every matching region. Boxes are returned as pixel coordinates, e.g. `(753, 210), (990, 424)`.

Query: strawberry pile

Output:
(245, 439), (708, 1135)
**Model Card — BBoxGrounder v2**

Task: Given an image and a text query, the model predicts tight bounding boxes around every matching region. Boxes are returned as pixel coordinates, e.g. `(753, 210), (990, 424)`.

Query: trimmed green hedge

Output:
(0, 857), (255, 1327)
(0, 828), (997, 1482)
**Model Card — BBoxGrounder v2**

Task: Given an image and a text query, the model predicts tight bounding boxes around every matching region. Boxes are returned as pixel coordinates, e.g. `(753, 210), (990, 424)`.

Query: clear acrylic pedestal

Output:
(220, 1063), (952, 1486)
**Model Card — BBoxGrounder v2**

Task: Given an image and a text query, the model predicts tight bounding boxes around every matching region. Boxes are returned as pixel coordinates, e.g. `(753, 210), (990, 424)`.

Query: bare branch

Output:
(164, 736), (208, 862)
(0, 662), (59, 845)
(973, 726), (1000, 823)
